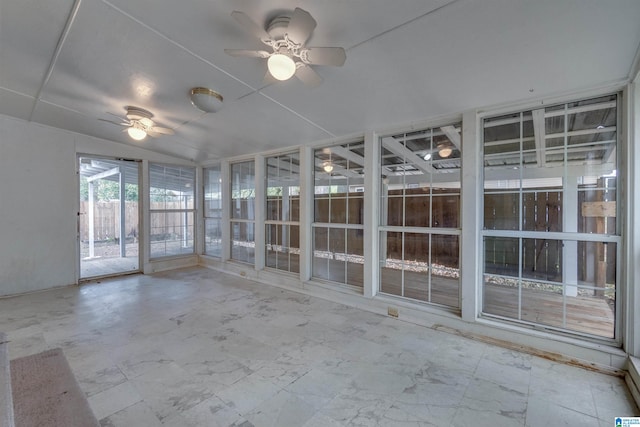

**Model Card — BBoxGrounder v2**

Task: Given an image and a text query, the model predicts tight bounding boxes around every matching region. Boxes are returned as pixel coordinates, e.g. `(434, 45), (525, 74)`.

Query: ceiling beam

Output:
(86, 167), (120, 182)
(381, 136), (434, 174)
(440, 125), (461, 150)
(329, 146), (365, 167)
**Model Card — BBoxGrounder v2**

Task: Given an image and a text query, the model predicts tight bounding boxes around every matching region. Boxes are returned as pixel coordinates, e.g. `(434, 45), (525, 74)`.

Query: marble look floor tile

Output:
(130, 362), (215, 422)
(215, 371), (282, 415)
(284, 367), (357, 410)
(100, 401), (162, 427)
(302, 413), (346, 427)
(474, 350), (532, 394)
(317, 390), (396, 426)
(252, 359), (312, 389)
(382, 400), (458, 426)
(347, 365), (417, 396)
(181, 354), (253, 388)
(394, 370), (469, 407)
(164, 396), (246, 427)
(88, 381), (142, 421)
(245, 389), (318, 427)
(528, 365), (599, 417)
(459, 377), (528, 424)
(590, 380), (640, 421)
(525, 395), (601, 427)
(116, 347), (174, 379)
(1, 267), (637, 427)
(453, 406), (523, 427)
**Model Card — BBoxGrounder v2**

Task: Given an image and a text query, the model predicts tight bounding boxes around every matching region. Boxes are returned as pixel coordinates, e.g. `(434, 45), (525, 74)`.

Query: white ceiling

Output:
(1, 0), (639, 162)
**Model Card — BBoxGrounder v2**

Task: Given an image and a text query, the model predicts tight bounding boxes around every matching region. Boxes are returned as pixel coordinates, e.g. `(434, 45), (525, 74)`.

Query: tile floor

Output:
(1, 267), (638, 426)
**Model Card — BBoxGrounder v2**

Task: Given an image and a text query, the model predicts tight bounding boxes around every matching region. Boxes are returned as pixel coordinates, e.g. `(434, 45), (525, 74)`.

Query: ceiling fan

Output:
(224, 7), (346, 87)
(100, 106), (174, 141)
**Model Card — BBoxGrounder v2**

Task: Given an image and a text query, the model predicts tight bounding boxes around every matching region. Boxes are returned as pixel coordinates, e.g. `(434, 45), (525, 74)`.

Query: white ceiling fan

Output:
(100, 106), (174, 141)
(224, 7), (346, 87)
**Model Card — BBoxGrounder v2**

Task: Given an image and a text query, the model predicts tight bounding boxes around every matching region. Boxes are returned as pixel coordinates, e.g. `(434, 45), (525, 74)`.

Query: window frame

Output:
(148, 163), (196, 260)
(480, 93), (622, 342)
(230, 160), (256, 264)
(378, 123), (463, 309)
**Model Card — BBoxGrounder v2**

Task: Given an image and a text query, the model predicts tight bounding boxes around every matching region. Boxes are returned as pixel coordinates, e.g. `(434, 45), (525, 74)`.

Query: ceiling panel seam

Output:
(346, 0), (462, 52)
(28, 0), (83, 122)
(101, 0), (258, 94)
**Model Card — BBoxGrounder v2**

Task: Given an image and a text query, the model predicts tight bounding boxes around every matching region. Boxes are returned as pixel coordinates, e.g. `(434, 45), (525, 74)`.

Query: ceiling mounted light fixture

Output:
(101, 106), (174, 141)
(438, 145), (452, 158)
(225, 8), (346, 87)
(127, 126), (147, 141)
(267, 54), (297, 81)
(322, 161), (334, 173)
(423, 152), (432, 161)
(190, 87), (224, 113)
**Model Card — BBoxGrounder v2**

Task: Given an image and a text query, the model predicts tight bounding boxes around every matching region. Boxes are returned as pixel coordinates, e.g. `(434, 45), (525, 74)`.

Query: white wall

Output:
(0, 115), (193, 297)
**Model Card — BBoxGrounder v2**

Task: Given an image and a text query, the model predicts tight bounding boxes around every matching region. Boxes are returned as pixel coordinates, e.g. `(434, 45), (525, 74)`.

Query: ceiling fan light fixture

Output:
(127, 127), (147, 141)
(267, 54), (296, 81)
(190, 87), (224, 113)
(438, 145), (452, 158)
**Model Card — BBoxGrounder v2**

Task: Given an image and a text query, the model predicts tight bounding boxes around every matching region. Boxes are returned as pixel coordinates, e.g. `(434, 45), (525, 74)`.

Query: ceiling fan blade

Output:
(224, 49), (271, 59)
(99, 118), (129, 126)
(286, 8), (316, 46)
(295, 64), (322, 87)
(263, 69), (278, 85)
(230, 11), (271, 43)
(148, 126), (174, 136)
(301, 47), (346, 66)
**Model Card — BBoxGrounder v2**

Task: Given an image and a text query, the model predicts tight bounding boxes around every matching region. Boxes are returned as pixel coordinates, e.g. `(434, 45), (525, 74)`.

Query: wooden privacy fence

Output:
(79, 201), (192, 242)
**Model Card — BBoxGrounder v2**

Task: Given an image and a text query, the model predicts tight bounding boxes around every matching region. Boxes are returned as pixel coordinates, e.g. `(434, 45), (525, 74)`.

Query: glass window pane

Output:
(384, 193), (404, 226)
(484, 237), (519, 277)
(314, 141), (365, 226)
(150, 164), (195, 209)
(578, 176), (616, 234)
(522, 190), (562, 232)
(483, 273), (519, 319)
(231, 222), (254, 264)
(522, 238), (562, 282)
(404, 193), (429, 227)
(150, 211), (194, 258)
(432, 193), (460, 228)
(267, 153), (300, 222)
(346, 229), (364, 288)
(484, 193), (519, 230)
(231, 161), (255, 220)
(313, 227), (329, 280)
(205, 218), (222, 257)
(204, 165), (222, 218)
(431, 234), (460, 308)
(149, 164), (195, 260)
(378, 123), (461, 309)
(380, 231), (403, 296)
